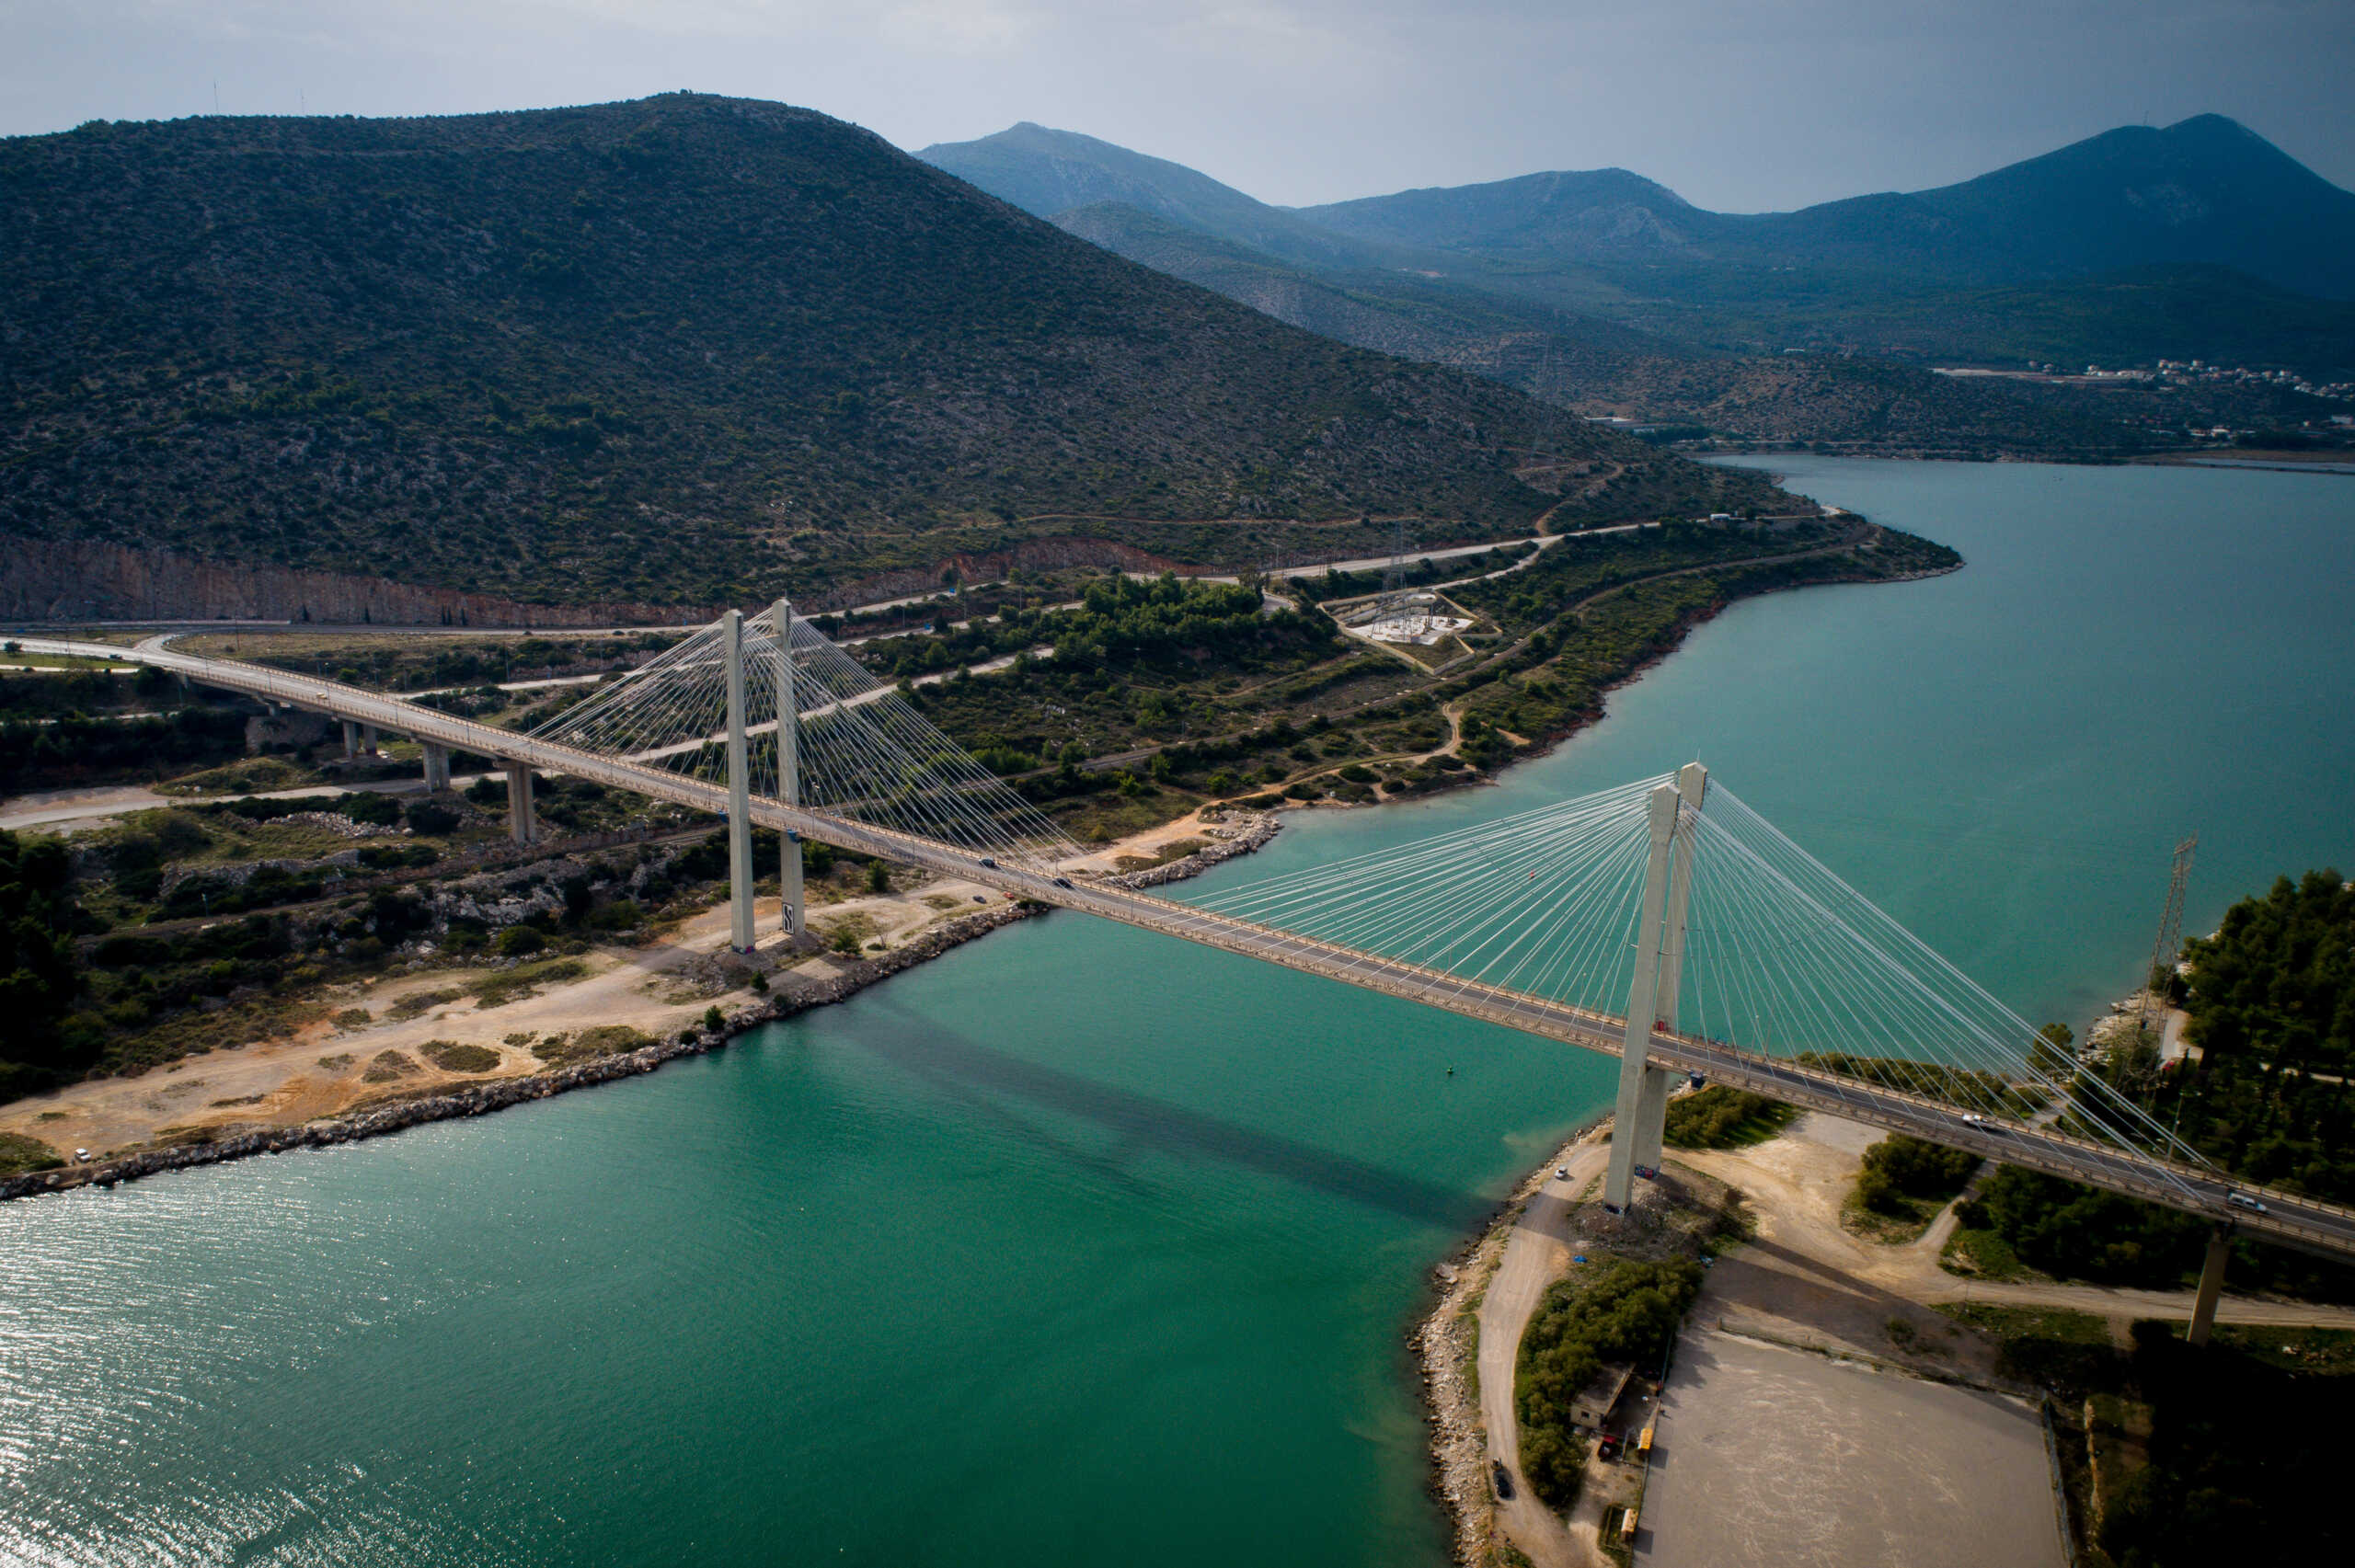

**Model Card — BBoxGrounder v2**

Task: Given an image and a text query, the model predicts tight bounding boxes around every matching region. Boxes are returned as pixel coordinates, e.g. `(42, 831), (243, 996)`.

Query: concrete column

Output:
(2188, 1226), (2231, 1346)
(724, 610), (756, 952)
(1607, 782), (1683, 1210)
(421, 742), (451, 792)
(504, 761), (536, 844)
(341, 720), (359, 761)
(774, 597), (803, 937)
(1631, 762), (1707, 1176)
(362, 724), (379, 757)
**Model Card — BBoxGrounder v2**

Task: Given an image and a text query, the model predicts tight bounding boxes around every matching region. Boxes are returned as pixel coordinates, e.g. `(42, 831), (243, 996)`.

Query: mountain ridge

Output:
(0, 95), (1782, 612)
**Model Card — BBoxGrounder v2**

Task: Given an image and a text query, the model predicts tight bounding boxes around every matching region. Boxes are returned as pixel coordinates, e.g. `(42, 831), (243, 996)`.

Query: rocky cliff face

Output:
(0, 537), (704, 627)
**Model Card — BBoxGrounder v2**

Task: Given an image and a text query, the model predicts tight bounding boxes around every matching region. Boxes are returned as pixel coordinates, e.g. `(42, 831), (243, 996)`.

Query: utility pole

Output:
(2142, 834), (2197, 1035)
(723, 609), (755, 952)
(773, 597), (803, 938)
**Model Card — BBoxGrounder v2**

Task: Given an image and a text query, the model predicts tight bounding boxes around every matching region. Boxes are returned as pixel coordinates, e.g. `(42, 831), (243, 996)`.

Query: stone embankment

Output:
(4, 814), (1284, 1203)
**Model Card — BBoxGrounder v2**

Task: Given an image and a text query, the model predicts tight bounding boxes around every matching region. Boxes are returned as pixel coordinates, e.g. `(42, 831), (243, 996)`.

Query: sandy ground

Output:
(0, 871), (1008, 1162)
(1674, 1112), (2355, 1347)
(1636, 1330), (2066, 1568)
(0, 800), (1227, 1165)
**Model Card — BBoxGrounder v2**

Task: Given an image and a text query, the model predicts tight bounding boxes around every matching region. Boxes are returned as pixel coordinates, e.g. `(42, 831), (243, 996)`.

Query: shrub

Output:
(495, 926), (547, 956)
(703, 1005), (725, 1033)
(0, 1131), (64, 1175)
(1856, 1134), (1981, 1215)
(419, 1040), (500, 1073)
(404, 801), (461, 835)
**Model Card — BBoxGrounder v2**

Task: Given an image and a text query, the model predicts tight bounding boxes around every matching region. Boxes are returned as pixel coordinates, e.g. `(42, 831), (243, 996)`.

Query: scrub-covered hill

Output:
(0, 95), (1781, 612)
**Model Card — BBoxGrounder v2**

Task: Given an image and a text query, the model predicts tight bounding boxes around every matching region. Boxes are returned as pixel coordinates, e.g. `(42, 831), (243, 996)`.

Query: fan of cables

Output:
(1186, 772), (2212, 1185)
(534, 607), (1080, 871)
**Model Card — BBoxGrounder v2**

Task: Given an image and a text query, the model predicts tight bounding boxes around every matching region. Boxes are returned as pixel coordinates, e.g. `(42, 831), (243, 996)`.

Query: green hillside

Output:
(0, 96), (1780, 611)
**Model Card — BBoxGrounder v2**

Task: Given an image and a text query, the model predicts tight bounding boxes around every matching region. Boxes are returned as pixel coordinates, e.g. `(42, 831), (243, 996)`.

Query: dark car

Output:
(979, 857), (998, 869)
(1052, 876), (1074, 888)
(1491, 1459), (1514, 1500)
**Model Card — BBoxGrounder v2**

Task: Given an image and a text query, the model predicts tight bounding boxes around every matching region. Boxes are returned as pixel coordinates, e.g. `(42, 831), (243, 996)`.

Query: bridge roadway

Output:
(20, 636), (2355, 1263)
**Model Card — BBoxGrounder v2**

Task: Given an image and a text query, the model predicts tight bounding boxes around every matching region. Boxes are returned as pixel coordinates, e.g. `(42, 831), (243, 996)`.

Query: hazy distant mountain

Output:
(918, 121), (1408, 273)
(1, 97), (1779, 609)
(1299, 116), (2355, 300)
(926, 112), (2355, 416)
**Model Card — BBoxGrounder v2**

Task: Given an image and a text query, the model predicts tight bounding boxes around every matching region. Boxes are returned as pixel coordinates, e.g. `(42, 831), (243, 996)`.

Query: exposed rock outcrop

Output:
(0, 536), (705, 627)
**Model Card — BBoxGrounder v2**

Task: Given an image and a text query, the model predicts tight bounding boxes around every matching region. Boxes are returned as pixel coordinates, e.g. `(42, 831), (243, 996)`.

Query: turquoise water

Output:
(3, 461), (2350, 1566)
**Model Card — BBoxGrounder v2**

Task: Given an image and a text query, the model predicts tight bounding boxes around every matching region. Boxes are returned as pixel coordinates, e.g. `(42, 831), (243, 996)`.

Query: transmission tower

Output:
(2142, 834), (2197, 1033)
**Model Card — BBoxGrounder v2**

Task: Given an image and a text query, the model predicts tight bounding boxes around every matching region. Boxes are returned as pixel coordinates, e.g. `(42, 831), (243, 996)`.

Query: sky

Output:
(5, 0), (2352, 212)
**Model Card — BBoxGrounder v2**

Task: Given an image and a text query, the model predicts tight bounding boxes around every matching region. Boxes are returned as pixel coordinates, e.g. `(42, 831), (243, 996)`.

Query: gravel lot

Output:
(1635, 1329), (2066, 1568)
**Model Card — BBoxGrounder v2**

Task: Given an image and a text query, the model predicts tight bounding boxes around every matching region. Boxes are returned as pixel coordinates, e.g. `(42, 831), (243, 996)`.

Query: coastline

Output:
(1415, 1118), (1605, 1566)
(0, 816), (1284, 1203)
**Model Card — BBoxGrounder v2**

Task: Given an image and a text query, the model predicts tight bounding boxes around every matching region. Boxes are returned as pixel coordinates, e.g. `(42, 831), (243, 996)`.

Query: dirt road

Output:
(1477, 1134), (1611, 1568)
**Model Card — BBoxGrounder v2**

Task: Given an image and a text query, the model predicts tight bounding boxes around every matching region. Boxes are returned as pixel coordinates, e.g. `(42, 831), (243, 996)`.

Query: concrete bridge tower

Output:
(1606, 761), (1706, 1208)
(774, 597), (804, 940)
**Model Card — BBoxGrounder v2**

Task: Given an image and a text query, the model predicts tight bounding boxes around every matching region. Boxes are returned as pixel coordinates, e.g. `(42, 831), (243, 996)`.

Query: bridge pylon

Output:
(723, 609), (757, 952)
(774, 596), (804, 939)
(1606, 762), (1706, 1208)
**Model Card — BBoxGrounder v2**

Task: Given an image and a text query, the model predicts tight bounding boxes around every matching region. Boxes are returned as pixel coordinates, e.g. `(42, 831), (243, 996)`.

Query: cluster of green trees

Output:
(1962, 868), (2355, 1296)
(0, 707), (249, 792)
(0, 829), (98, 1095)
(1514, 1257), (1702, 1507)
(1662, 1085), (1794, 1149)
(868, 574), (1333, 681)
(1855, 1134), (1980, 1216)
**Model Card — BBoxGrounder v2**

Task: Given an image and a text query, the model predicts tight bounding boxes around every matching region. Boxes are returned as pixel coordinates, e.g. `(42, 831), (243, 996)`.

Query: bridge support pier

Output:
(362, 724), (379, 757)
(504, 761), (537, 844)
(774, 597), (803, 939)
(2188, 1225), (2231, 1346)
(341, 720), (359, 761)
(723, 610), (757, 953)
(421, 742), (451, 793)
(1607, 763), (1706, 1209)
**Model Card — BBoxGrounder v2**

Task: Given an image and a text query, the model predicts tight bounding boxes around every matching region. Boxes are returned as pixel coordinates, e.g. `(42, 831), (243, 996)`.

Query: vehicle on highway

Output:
(2228, 1190), (2269, 1214)
(978, 857), (997, 869)
(1052, 876), (1074, 888)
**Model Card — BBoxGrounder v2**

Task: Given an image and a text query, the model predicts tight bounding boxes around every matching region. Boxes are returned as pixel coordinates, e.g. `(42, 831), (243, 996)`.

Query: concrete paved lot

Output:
(1635, 1330), (2065, 1568)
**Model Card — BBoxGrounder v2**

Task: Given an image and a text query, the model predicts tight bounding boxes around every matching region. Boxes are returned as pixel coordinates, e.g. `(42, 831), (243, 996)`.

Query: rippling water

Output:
(4, 460), (2349, 1565)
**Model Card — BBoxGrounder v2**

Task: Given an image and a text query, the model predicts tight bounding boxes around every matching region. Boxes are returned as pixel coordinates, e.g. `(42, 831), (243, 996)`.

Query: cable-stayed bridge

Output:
(17, 612), (2355, 1322)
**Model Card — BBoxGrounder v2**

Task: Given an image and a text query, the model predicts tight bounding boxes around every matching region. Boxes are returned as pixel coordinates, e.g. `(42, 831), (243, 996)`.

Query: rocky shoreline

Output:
(1, 814), (1284, 1204)
(1413, 1118), (1609, 1567)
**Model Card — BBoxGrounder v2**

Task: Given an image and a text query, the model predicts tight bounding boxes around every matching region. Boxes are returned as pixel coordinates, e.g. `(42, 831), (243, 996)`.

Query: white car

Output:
(1554, 1166), (1571, 1180)
(2226, 1191), (2269, 1214)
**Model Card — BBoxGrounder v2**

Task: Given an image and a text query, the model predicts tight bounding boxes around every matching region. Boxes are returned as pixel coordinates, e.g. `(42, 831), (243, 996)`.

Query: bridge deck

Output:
(20, 635), (2355, 1262)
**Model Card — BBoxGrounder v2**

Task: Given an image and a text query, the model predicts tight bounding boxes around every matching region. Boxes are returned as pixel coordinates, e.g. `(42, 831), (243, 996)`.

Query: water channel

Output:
(3, 459), (2351, 1566)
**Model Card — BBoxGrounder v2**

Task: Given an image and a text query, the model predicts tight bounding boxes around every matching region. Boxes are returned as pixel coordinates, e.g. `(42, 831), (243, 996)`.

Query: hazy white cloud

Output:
(3, 0), (2348, 210)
